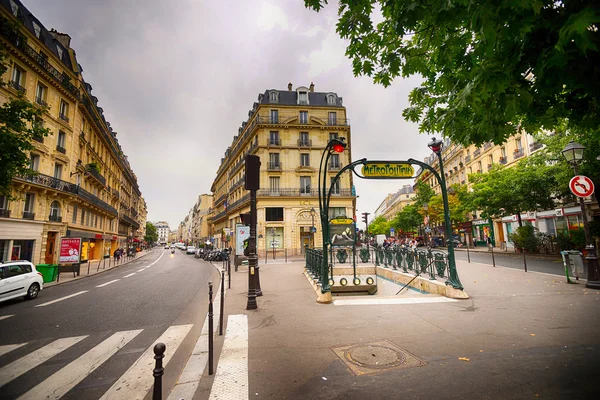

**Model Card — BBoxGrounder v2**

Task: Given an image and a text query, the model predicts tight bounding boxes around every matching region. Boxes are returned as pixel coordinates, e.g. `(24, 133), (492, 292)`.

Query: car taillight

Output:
(37, 272), (43, 277)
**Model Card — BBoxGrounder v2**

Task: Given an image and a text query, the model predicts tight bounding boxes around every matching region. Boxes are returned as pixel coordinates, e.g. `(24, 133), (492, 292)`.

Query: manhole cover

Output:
(332, 340), (426, 376)
(344, 345), (406, 369)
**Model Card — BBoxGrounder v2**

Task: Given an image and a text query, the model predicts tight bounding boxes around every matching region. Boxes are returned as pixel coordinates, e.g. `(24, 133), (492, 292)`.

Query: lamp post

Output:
(561, 140), (600, 289)
(428, 137), (463, 289)
(310, 207), (317, 248)
(422, 203), (429, 247)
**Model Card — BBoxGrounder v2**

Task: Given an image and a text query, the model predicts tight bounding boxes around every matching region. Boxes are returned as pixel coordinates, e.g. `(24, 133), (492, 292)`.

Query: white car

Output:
(186, 246), (196, 254)
(0, 261), (44, 303)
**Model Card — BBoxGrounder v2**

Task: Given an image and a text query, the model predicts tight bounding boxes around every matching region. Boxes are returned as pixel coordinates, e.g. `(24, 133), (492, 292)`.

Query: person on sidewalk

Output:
(114, 248), (121, 262)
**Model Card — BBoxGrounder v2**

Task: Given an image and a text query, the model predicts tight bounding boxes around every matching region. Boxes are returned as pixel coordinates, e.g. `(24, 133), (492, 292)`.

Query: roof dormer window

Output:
(269, 91), (278, 103)
(56, 45), (63, 60)
(327, 94), (336, 105)
(298, 91), (308, 105)
(9, 0), (18, 16)
(32, 22), (41, 38)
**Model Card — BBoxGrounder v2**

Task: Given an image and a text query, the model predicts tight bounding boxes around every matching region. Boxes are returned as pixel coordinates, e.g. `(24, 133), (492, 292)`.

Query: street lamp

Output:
(561, 140), (600, 289)
(422, 202), (429, 247)
(428, 137), (463, 289)
(310, 207), (317, 248)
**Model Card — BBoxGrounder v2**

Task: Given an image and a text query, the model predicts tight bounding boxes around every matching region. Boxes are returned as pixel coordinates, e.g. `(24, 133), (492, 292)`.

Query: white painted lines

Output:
(333, 296), (458, 306)
(100, 324), (193, 400)
(20, 330), (142, 400)
(0, 315), (14, 322)
(208, 315), (248, 400)
(35, 291), (89, 308)
(96, 279), (120, 288)
(0, 336), (87, 387)
(137, 269), (145, 272)
(123, 273), (136, 278)
(0, 343), (27, 357)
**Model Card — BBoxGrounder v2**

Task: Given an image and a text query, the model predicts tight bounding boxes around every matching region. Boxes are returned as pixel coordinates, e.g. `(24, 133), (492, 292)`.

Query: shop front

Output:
(472, 219), (493, 247)
(0, 219), (43, 264)
(65, 230), (114, 262)
(453, 221), (472, 247)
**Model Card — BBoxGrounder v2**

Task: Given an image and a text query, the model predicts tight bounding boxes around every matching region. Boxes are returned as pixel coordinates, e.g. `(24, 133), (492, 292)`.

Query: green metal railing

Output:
(356, 245), (450, 280)
(305, 247), (324, 285)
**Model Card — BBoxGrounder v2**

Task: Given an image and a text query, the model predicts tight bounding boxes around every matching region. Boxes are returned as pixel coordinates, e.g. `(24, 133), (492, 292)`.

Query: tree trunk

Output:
(517, 211), (523, 227)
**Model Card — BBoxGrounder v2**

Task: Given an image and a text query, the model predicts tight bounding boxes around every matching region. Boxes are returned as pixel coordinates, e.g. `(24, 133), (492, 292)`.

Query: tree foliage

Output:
(0, 48), (49, 197)
(144, 221), (158, 244)
(304, 0), (600, 145)
(391, 203), (421, 233)
(367, 215), (390, 235)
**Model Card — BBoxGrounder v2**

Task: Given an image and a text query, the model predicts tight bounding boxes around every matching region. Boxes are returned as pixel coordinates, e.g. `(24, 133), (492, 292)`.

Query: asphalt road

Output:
(0, 249), (219, 400)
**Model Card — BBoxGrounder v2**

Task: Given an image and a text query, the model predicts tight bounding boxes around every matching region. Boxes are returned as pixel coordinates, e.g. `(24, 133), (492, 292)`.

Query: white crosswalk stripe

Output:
(0, 343), (27, 358)
(19, 330), (142, 400)
(0, 336), (87, 387)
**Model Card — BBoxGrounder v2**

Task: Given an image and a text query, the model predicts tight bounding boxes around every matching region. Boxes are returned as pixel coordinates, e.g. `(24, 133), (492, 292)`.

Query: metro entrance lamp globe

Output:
(561, 140), (600, 290)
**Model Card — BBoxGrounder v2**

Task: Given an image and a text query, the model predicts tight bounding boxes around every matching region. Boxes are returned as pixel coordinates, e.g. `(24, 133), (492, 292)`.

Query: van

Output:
(375, 234), (386, 245)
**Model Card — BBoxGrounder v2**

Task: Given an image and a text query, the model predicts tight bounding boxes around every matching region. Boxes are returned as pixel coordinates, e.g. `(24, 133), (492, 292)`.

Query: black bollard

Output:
(208, 281), (214, 375)
(219, 270), (225, 336)
(490, 244), (496, 267)
(152, 342), (166, 400)
(228, 258), (231, 289)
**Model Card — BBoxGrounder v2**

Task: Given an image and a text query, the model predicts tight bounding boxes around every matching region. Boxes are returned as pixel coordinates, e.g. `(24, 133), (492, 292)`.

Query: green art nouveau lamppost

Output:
(428, 137), (463, 289)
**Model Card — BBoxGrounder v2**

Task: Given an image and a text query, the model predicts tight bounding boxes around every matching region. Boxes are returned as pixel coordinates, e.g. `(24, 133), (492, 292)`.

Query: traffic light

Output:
(362, 212), (370, 225)
(240, 213), (252, 226)
(245, 155), (261, 190)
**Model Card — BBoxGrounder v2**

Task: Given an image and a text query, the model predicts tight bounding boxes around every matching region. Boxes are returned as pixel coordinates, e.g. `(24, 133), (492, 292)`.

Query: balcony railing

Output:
(268, 138), (281, 146)
(49, 214), (62, 222)
(514, 149), (525, 159)
(22, 211), (35, 220)
(465, 155), (471, 163)
(227, 193), (250, 211)
(56, 145), (66, 154)
(473, 149), (481, 157)
(530, 142), (543, 152)
(0, 209), (10, 218)
(298, 139), (312, 147)
(59, 113), (70, 123)
(119, 212), (140, 229)
(483, 142), (492, 150)
(87, 166), (107, 186)
(267, 162), (282, 171)
(35, 96), (48, 107)
(499, 157), (508, 165)
(32, 135), (44, 143)
(77, 186), (118, 216)
(257, 188), (353, 197)
(9, 80), (25, 92)
(112, 187), (120, 198)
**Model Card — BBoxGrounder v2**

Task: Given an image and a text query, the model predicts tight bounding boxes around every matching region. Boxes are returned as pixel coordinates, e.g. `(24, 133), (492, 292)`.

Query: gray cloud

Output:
(26, 0), (433, 229)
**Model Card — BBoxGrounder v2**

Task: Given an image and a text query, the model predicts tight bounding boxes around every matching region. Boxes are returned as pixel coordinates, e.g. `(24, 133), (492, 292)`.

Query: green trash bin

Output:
(36, 264), (58, 283)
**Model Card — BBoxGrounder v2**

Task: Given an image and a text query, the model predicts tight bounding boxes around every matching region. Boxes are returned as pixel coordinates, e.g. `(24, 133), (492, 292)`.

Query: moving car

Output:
(186, 246), (196, 254)
(0, 260), (44, 303)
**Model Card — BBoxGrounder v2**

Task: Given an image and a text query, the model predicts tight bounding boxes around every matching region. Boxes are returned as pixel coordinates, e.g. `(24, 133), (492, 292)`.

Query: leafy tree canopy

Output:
(304, 0), (600, 145)
(390, 203), (421, 233)
(367, 215), (390, 235)
(145, 221), (158, 244)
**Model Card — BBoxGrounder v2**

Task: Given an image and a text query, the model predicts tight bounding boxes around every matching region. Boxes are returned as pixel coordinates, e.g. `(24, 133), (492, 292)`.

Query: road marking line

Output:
(96, 279), (120, 288)
(0, 343), (27, 357)
(100, 324), (193, 400)
(123, 273), (136, 278)
(0, 336), (87, 387)
(35, 291), (89, 307)
(20, 330), (142, 400)
(137, 269), (145, 272)
(333, 297), (458, 306)
(208, 315), (248, 400)
(0, 315), (14, 322)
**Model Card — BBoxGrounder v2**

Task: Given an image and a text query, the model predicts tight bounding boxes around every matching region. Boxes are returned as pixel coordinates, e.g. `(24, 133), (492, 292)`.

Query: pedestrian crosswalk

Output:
(0, 324), (193, 400)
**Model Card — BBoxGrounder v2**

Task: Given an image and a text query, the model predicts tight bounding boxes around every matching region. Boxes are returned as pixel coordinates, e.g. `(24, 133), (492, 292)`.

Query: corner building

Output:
(0, 0), (142, 263)
(210, 83), (356, 257)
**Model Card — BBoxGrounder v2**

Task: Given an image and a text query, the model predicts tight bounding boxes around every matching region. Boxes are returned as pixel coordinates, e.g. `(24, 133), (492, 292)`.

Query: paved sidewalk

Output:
(44, 249), (156, 287)
(204, 257), (600, 399)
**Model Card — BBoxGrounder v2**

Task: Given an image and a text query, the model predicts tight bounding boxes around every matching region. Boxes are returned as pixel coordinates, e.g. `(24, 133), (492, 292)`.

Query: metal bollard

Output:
(208, 281), (214, 375)
(219, 270), (225, 336)
(153, 342), (166, 400)
(285, 248), (287, 263)
(228, 258), (231, 289)
(490, 244), (496, 267)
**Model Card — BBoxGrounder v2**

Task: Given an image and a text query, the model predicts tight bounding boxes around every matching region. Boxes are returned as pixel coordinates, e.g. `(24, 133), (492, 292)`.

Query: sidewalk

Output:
(44, 249), (156, 287)
(205, 257), (600, 399)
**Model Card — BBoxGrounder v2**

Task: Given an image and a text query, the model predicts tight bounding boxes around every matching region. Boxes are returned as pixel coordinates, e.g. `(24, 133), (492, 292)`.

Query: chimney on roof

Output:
(49, 29), (71, 48)
(288, 82), (293, 91)
(309, 82), (314, 92)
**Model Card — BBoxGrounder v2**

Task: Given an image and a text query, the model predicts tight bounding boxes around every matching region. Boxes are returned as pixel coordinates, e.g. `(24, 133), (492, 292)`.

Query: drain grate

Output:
(332, 340), (426, 376)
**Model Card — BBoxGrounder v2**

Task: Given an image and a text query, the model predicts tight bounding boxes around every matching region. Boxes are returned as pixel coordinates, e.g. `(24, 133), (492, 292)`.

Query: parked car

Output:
(186, 246), (196, 254)
(164, 245), (169, 249)
(0, 261), (44, 303)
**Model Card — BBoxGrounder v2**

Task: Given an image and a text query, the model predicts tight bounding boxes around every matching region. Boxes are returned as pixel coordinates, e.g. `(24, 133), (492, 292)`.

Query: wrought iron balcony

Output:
(56, 145), (66, 154)
(22, 211), (35, 220)
(49, 214), (62, 222)
(513, 149), (525, 159)
(483, 142), (492, 150)
(298, 139), (312, 147)
(228, 193), (250, 211)
(9, 80), (25, 92)
(32, 135), (44, 143)
(59, 113), (69, 123)
(473, 149), (481, 157)
(465, 155), (471, 163)
(530, 142), (543, 152)
(212, 210), (228, 222)
(499, 157), (508, 165)
(257, 188), (353, 197)
(119, 212), (140, 229)
(77, 186), (118, 216)
(0, 209), (10, 218)
(35, 97), (48, 107)
(86, 165), (106, 186)
(267, 162), (282, 171)
(112, 187), (120, 198)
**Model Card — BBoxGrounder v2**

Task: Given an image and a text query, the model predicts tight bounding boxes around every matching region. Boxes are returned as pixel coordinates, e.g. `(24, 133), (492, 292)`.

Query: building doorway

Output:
(300, 232), (311, 253)
(45, 232), (57, 264)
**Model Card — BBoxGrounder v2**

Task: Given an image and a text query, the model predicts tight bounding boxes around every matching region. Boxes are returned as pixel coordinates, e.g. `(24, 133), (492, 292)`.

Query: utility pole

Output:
(362, 212), (370, 251)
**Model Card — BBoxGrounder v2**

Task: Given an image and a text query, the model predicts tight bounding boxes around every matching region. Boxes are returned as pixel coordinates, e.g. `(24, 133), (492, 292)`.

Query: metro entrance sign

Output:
(569, 175), (595, 198)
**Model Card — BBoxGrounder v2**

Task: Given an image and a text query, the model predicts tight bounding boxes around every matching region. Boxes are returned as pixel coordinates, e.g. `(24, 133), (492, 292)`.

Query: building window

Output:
(298, 91), (308, 105)
(501, 147), (507, 158)
(329, 132), (338, 141)
(35, 83), (47, 105)
(50, 200), (61, 220)
(269, 131), (280, 146)
(9, 0), (18, 16)
(32, 21), (41, 38)
(30, 154), (40, 171)
(56, 45), (63, 60)
(330, 177), (340, 194)
(270, 110), (278, 123)
(327, 94), (336, 105)
(477, 161), (482, 172)
(11, 65), (25, 90)
(515, 137), (522, 151)
(299, 132), (309, 146)
(266, 207), (284, 222)
(328, 112), (337, 125)
(269, 91), (278, 103)
(59, 100), (69, 122)
(24, 193), (34, 213)
(488, 155), (493, 166)
(300, 176), (311, 194)
(299, 111), (308, 124)
(329, 154), (340, 168)
(72, 204), (78, 223)
(269, 177), (280, 194)
(269, 153), (280, 169)
(300, 153), (310, 167)
(54, 163), (63, 179)
(328, 207), (346, 219)
(0, 195), (8, 218)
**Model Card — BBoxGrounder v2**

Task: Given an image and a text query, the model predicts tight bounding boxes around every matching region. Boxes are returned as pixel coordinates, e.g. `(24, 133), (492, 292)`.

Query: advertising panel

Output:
(329, 217), (355, 247)
(59, 238), (81, 263)
(235, 225), (250, 256)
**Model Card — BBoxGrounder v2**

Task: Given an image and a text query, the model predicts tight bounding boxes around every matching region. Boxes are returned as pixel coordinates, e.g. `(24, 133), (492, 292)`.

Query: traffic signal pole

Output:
(362, 212), (370, 252)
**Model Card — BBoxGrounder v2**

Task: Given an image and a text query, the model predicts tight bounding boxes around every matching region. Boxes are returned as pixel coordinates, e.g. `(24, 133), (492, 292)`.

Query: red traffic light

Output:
(332, 143), (345, 153)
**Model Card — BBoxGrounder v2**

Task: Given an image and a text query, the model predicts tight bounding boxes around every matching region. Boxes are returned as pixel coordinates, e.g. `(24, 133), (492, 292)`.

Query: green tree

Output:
(144, 221), (158, 244)
(413, 180), (434, 207)
(367, 215), (390, 235)
(304, 0), (600, 145)
(0, 48), (49, 197)
(469, 161), (557, 226)
(390, 203), (421, 234)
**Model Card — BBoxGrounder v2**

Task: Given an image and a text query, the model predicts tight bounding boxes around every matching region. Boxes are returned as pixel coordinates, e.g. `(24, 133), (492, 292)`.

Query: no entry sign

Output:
(569, 175), (595, 198)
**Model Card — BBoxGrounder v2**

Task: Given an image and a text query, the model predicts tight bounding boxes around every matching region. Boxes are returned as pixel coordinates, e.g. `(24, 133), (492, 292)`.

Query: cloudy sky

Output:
(26, 0), (434, 230)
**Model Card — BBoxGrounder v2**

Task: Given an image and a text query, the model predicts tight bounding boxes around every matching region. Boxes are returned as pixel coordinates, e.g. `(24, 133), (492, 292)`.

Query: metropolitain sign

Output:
(360, 162), (415, 179)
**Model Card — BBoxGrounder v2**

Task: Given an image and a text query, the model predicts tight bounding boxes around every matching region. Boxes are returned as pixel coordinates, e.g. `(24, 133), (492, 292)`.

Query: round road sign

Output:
(569, 175), (595, 198)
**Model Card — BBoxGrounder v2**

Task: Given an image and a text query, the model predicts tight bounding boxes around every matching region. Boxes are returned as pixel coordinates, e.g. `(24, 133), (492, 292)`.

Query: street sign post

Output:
(569, 175), (595, 198)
